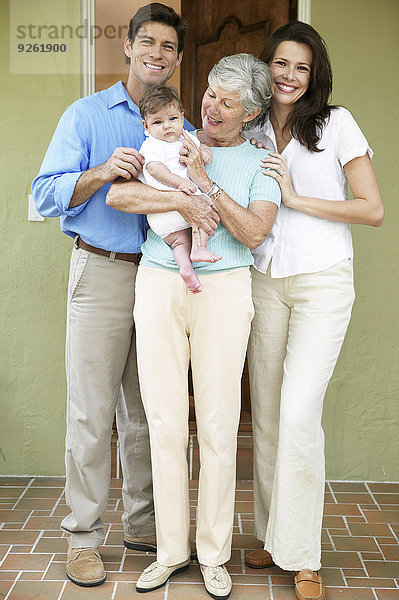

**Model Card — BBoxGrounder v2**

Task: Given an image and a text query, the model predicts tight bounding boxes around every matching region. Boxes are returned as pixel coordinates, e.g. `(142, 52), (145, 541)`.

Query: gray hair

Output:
(208, 53), (272, 130)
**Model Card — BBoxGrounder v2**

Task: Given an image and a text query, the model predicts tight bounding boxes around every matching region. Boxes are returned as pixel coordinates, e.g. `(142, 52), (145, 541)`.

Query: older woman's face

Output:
(201, 86), (248, 140)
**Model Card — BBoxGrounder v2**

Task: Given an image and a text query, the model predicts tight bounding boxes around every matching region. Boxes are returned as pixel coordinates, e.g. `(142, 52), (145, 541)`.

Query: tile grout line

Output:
(104, 523), (112, 545)
(326, 528), (337, 551)
(21, 509), (34, 530)
(30, 529), (45, 552)
(57, 581), (68, 600)
(240, 548), (246, 575)
(189, 435), (194, 480)
(342, 516), (352, 536)
(373, 535), (387, 561)
(356, 550), (370, 578)
(364, 482), (382, 509)
(4, 570), (23, 600)
(116, 437), (121, 480)
(11, 478), (35, 510)
(268, 573), (274, 599)
(371, 588), (378, 599)
(41, 551), (56, 580)
(0, 544), (13, 568)
(237, 512), (243, 534)
(326, 481), (338, 504)
(339, 567), (349, 587)
(387, 523), (399, 544)
(110, 581), (118, 600)
(357, 504), (368, 522)
(49, 487), (66, 517)
(56, 580), (67, 600)
(119, 547), (127, 572)
(327, 479), (399, 484)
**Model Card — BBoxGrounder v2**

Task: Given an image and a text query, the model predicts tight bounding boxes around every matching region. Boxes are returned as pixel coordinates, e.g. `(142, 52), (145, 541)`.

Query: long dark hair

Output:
(260, 21), (335, 152)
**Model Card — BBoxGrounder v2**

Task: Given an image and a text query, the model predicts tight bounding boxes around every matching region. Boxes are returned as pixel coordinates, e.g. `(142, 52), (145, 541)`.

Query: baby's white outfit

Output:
(139, 132), (202, 238)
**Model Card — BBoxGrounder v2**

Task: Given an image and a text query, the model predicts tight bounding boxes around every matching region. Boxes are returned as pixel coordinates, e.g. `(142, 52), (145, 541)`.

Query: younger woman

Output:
(245, 21), (383, 600)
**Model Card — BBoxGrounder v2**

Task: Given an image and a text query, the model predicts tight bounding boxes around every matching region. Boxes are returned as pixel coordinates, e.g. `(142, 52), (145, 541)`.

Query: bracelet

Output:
(204, 181), (223, 199)
(211, 189), (223, 201)
(204, 182), (219, 197)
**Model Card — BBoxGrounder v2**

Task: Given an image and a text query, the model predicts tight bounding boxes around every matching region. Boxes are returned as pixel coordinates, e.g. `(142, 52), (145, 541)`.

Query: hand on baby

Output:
(178, 178), (197, 194)
(201, 147), (212, 166)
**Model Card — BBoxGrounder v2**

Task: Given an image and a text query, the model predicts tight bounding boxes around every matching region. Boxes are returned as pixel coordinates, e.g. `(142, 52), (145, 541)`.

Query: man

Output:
(32, 3), (217, 587)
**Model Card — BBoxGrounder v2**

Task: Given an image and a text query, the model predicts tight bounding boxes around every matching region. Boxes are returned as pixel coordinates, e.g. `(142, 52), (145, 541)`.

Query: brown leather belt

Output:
(75, 236), (142, 265)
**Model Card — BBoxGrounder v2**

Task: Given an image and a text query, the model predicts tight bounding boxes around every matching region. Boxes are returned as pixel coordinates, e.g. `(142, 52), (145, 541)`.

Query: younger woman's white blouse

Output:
(247, 107), (373, 277)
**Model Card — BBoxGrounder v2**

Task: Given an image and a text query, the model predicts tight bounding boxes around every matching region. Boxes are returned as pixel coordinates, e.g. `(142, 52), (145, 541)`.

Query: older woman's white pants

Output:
(134, 266), (254, 567)
(248, 260), (355, 571)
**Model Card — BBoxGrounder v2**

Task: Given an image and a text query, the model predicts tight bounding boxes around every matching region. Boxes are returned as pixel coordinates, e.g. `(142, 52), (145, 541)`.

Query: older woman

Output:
(244, 22), (383, 600)
(108, 53), (280, 599)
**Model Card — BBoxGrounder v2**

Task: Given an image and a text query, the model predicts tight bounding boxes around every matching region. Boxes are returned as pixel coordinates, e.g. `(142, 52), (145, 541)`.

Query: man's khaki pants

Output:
(61, 247), (154, 548)
(248, 260), (355, 571)
(134, 266), (254, 567)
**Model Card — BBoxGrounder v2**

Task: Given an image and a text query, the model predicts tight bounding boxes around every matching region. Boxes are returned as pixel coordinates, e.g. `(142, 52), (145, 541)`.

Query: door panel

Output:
(181, 0), (296, 126)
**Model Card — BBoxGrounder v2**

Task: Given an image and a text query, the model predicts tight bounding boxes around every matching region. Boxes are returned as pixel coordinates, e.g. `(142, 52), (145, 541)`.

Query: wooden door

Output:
(181, 0), (297, 127)
(181, 0), (296, 420)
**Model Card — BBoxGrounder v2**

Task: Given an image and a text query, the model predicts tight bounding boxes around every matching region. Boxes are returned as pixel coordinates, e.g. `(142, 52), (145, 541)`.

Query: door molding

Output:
(298, 0), (311, 24)
(80, 0), (95, 97)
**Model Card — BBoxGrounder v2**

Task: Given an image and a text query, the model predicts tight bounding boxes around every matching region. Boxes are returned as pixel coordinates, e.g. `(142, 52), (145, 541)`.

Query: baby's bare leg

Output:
(190, 228), (222, 263)
(164, 229), (202, 293)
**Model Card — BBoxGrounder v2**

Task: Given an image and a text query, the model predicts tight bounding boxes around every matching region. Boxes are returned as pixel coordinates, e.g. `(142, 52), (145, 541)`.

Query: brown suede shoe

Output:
(66, 548), (106, 587)
(294, 569), (326, 600)
(245, 548), (275, 569)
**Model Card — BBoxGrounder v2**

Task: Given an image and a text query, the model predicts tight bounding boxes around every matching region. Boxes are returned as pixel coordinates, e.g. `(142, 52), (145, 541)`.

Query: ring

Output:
(186, 149), (190, 156)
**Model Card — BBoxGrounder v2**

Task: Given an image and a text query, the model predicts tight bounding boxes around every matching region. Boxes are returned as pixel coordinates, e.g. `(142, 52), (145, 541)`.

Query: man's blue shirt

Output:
(32, 81), (194, 253)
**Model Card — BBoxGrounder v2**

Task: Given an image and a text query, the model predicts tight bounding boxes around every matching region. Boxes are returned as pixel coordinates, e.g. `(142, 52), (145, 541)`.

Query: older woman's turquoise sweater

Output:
(141, 138), (281, 273)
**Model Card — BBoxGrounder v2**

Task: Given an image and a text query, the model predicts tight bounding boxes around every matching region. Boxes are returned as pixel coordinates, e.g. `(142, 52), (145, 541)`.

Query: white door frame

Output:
(80, 0), (95, 97)
(79, 0), (311, 97)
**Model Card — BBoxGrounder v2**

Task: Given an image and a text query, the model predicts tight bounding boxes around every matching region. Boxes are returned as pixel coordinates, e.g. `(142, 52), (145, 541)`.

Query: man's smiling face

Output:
(124, 22), (182, 92)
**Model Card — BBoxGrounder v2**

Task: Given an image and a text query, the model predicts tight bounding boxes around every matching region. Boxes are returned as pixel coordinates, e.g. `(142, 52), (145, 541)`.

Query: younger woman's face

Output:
(269, 41), (312, 108)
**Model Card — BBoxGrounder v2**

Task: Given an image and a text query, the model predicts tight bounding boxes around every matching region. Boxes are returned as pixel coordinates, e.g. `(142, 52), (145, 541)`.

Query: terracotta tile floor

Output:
(0, 477), (398, 599)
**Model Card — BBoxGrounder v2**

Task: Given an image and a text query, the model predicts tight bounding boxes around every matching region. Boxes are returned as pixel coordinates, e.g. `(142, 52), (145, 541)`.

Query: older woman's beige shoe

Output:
(66, 547), (106, 587)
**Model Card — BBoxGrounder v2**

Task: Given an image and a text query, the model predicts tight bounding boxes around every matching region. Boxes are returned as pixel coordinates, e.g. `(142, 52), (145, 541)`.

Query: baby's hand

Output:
(178, 178), (197, 194)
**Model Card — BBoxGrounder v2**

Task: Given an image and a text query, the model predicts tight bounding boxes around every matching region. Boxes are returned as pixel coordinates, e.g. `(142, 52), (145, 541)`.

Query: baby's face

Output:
(143, 103), (184, 142)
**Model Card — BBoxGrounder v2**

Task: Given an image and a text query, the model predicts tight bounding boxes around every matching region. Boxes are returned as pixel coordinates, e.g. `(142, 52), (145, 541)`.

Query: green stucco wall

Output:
(0, 0), (81, 474)
(312, 0), (399, 480)
(1, 0), (398, 479)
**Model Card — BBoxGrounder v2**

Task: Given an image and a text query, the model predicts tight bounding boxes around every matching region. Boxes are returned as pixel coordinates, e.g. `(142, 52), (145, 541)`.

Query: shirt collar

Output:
(107, 80), (141, 115)
(264, 115), (276, 147)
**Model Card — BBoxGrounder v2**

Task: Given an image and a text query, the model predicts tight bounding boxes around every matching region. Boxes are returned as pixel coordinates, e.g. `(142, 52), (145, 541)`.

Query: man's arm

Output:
(69, 147), (145, 208)
(106, 178), (219, 235)
(32, 105), (144, 217)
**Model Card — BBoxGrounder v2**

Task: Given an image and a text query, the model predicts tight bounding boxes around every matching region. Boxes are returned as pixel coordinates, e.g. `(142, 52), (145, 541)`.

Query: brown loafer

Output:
(294, 569), (326, 600)
(245, 548), (274, 569)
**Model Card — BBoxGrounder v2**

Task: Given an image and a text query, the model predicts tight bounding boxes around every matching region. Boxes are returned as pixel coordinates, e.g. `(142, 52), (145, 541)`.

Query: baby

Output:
(139, 85), (220, 293)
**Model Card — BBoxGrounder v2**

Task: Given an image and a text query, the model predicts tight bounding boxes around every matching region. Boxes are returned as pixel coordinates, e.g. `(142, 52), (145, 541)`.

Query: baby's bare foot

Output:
(190, 247), (222, 263)
(179, 266), (202, 293)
